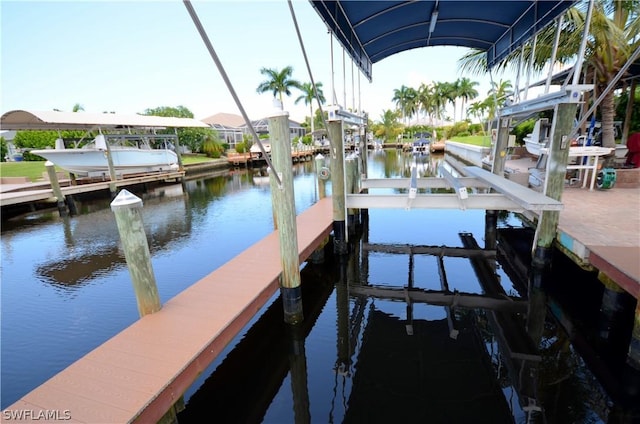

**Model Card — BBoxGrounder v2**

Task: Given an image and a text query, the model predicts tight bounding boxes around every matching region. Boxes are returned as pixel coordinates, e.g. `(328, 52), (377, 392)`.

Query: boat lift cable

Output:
(544, 15), (564, 95)
(568, 45), (640, 142)
(287, 0), (331, 140)
(182, 0), (281, 187)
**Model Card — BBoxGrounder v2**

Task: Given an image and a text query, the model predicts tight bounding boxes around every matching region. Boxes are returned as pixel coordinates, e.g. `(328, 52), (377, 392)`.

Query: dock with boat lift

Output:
(1, 197), (334, 423)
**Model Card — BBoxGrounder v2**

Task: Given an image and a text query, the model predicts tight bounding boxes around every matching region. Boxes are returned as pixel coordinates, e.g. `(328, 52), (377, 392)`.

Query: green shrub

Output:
(202, 135), (224, 158)
(468, 123), (483, 134)
(0, 137), (6, 162)
(512, 118), (536, 144)
(235, 142), (247, 153)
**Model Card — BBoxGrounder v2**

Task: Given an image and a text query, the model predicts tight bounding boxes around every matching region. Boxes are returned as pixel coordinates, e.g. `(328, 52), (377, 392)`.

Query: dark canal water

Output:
(1, 150), (638, 422)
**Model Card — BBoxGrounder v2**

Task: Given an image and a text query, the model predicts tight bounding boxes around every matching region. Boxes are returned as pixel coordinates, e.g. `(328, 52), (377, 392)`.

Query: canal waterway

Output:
(1, 149), (637, 422)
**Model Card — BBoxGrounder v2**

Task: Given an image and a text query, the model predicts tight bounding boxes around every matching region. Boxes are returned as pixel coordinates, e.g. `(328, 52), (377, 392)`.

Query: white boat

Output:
(524, 118), (551, 157)
(31, 133), (179, 178)
(250, 140), (271, 159)
(1, 110), (211, 178)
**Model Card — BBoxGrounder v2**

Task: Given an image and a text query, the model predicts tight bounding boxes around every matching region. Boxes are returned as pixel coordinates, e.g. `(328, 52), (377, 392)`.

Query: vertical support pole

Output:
(359, 126), (369, 223)
(345, 155), (358, 236)
(173, 129), (184, 182)
(621, 79), (637, 145)
(314, 154), (327, 199)
(310, 154), (329, 264)
(45, 161), (68, 217)
(491, 115), (511, 177)
(327, 120), (347, 255)
(268, 111), (303, 324)
(104, 140), (118, 197)
(110, 189), (161, 317)
(533, 103), (578, 265)
(629, 301), (640, 370)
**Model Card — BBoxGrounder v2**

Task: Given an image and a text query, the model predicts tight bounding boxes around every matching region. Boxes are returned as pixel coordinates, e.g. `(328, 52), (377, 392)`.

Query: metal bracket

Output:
(439, 164), (468, 210)
(405, 163), (418, 210)
(500, 84), (593, 117)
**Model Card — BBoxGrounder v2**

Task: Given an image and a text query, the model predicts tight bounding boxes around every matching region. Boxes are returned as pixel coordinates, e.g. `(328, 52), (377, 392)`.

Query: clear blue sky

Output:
(1, 0), (519, 124)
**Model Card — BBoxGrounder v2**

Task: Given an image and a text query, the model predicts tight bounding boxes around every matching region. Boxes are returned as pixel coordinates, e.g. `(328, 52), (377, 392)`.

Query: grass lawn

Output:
(0, 161), (50, 182)
(181, 154), (220, 164)
(449, 135), (492, 147)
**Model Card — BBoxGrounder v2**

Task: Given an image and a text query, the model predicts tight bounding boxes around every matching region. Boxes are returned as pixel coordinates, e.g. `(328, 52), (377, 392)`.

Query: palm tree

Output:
(295, 82), (325, 134)
(432, 82), (456, 123)
(467, 101), (488, 135)
(256, 66), (302, 110)
(416, 83), (436, 125)
(372, 109), (402, 142)
(486, 79), (513, 122)
(457, 1), (640, 158)
(456, 77), (479, 122)
(391, 85), (417, 125)
(575, 1), (640, 153)
(72, 103), (84, 112)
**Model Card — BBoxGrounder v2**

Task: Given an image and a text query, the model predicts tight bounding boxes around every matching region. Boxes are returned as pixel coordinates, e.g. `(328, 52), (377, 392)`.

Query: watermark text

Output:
(3, 409), (72, 421)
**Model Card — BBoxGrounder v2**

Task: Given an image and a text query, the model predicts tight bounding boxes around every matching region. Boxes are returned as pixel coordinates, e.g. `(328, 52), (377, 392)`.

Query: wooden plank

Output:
(2, 197), (334, 423)
(463, 166), (563, 211)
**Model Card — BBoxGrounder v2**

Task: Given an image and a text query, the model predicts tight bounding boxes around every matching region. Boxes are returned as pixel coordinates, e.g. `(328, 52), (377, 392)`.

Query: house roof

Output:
(310, 0), (577, 81)
(239, 118), (305, 130)
(201, 112), (246, 128)
(0, 110), (209, 130)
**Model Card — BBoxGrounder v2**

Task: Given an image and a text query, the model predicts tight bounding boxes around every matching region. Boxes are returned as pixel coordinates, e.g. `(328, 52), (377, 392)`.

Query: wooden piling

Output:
(45, 161), (68, 217)
(315, 153), (328, 199)
(491, 116), (511, 177)
(104, 140), (118, 197)
(327, 120), (347, 255)
(110, 189), (161, 317)
(268, 111), (303, 324)
(345, 155), (359, 235)
(533, 103), (578, 265)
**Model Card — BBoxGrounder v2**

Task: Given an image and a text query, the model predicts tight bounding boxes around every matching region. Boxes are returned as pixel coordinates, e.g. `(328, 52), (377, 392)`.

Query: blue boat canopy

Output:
(310, 0), (577, 81)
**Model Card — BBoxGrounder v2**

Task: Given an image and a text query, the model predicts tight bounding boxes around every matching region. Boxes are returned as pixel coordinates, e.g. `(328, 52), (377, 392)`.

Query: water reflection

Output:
(2, 150), (638, 421)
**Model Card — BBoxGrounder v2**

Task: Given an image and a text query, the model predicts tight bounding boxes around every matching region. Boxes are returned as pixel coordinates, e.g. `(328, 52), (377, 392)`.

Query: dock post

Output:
(491, 116), (511, 176)
(532, 103), (578, 265)
(345, 155), (359, 236)
(268, 111), (303, 324)
(315, 153), (327, 199)
(327, 120), (347, 255)
(103, 143), (118, 198)
(110, 189), (161, 317)
(173, 129), (184, 181)
(45, 161), (68, 217)
(630, 302), (640, 370)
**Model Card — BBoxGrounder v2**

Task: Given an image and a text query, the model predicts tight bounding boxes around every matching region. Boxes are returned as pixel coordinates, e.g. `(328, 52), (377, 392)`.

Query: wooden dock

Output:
(2, 197), (334, 423)
(0, 171), (185, 207)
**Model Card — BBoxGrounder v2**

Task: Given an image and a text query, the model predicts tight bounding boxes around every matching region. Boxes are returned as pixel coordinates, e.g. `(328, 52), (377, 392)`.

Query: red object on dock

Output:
(625, 133), (640, 168)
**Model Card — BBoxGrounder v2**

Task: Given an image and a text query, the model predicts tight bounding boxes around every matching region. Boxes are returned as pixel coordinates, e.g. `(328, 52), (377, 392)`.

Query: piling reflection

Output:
(497, 226), (640, 421)
(178, 253), (336, 423)
(30, 167), (290, 290)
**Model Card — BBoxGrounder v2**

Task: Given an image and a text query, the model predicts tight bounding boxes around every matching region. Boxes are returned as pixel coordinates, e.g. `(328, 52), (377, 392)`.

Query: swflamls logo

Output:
(2, 409), (72, 421)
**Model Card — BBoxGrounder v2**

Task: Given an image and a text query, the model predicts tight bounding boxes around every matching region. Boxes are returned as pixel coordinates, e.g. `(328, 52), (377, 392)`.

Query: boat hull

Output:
(31, 148), (179, 177)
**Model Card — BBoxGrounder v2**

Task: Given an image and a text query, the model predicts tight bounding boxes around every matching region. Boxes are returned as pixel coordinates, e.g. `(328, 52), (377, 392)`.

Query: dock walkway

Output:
(2, 197), (333, 423)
